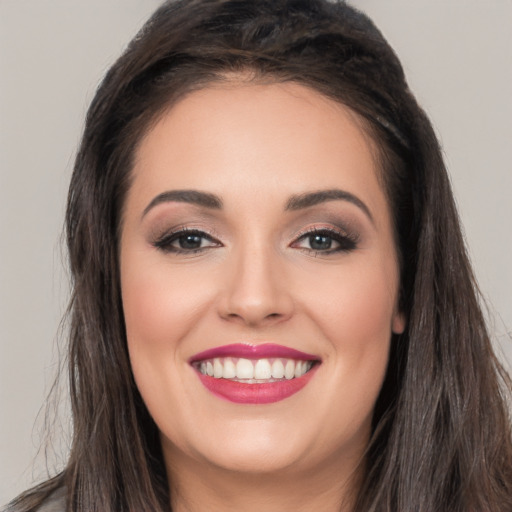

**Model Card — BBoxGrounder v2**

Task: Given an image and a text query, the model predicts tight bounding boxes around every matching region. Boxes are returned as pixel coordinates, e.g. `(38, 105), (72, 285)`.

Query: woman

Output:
(6, 0), (512, 511)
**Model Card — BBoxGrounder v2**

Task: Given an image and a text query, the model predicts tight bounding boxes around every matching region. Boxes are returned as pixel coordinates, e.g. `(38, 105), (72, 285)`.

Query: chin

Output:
(160, 413), (323, 476)
(161, 402), (371, 480)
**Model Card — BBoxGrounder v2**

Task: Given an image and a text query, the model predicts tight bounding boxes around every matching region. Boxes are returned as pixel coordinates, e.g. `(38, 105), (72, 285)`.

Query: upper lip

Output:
(189, 343), (319, 363)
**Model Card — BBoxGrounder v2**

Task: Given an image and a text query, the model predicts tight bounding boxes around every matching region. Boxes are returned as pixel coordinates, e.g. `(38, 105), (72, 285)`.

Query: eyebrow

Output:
(285, 189), (374, 223)
(142, 187), (373, 223)
(142, 189), (223, 217)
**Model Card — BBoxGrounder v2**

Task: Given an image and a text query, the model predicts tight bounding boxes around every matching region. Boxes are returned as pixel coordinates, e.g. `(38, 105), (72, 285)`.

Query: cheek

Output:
(123, 270), (183, 348)
(119, 253), (211, 412)
(301, 256), (399, 343)
(121, 257), (214, 354)
(120, 256), (215, 440)
(297, 256), (398, 403)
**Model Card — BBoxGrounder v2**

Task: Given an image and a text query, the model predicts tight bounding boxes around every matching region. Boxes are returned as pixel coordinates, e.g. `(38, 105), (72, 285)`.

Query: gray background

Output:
(1, 0), (511, 504)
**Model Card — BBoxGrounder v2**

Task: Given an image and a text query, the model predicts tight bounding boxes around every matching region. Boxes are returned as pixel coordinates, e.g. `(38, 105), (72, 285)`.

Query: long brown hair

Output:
(8, 1), (512, 511)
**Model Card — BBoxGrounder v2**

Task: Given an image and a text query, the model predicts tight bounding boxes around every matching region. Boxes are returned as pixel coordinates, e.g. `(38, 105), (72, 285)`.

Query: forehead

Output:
(129, 82), (388, 221)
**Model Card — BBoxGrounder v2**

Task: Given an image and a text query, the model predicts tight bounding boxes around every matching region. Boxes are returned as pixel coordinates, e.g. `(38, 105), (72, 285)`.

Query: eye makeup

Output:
(152, 226), (221, 254)
(143, 197), (367, 258)
(142, 203), (223, 254)
(290, 225), (359, 255)
(285, 204), (366, 256)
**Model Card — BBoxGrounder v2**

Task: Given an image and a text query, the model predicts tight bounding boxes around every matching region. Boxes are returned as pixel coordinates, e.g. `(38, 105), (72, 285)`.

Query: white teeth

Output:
(213, 358), (223, 378)
(198, 357), (315, 381)
(236, 358), (254, 379)
(285, 360), (295, 380)
(271, 359), (285, 378)
(254, 359), (272, 379)
(223, 359), (236, 379)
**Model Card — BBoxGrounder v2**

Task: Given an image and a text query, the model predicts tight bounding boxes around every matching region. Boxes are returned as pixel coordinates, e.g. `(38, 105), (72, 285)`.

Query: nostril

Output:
(216, 275), (295, 326)
(221, 309), (288, 327)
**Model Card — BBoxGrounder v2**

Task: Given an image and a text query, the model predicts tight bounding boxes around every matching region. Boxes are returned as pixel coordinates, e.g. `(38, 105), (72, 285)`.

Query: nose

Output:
(217, 242), (294, 328)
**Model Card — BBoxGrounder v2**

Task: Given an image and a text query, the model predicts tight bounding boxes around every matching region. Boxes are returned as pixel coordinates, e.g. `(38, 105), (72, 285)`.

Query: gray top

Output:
(36, 488), (66, 512)
(2, 487), (66, 512)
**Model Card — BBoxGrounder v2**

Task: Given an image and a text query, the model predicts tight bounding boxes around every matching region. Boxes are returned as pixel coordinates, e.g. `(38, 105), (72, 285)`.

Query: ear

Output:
(392, 309), (406, 334)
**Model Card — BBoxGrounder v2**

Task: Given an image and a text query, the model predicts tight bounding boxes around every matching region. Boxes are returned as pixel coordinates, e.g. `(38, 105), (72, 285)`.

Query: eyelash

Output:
(152, 226), (358, 255)
(291, 227), (358, 254)
(153, 228), (221, 254)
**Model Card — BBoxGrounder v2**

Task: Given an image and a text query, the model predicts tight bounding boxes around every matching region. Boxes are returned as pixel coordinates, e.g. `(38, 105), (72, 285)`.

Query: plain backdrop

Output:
(1, 0), (511, 505)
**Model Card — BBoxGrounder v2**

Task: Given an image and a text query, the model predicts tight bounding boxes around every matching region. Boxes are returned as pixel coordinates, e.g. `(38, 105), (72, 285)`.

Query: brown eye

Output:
(154, 229), (220, 253)
(176, 233), (205, 250)
(293, 228), (358, 253)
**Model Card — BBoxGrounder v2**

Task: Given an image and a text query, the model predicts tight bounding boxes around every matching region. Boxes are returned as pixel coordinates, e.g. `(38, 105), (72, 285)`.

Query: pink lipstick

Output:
(189, 343), (320, 404)
(190, 343), (318, 362)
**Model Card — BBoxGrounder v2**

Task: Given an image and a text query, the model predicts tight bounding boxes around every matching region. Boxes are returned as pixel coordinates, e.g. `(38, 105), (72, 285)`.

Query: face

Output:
(120, 82), (405, 483)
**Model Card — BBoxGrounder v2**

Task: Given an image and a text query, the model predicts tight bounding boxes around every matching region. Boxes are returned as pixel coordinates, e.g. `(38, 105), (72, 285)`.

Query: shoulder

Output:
(2, 479), (66, 512)
(35, 488), (66, 512)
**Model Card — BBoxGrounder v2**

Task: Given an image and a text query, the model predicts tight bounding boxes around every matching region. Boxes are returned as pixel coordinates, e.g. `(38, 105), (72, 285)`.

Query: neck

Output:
(164, 445), (364, 512)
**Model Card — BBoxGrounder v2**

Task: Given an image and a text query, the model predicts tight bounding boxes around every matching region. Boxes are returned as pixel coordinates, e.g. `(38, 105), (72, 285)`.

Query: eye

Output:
(153, 228), (221, 254)
(292, 228), (358, 254)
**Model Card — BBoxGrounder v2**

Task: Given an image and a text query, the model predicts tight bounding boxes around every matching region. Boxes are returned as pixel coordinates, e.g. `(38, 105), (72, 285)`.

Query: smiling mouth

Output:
(190, 344), (321, 404)
(193, 357), (316, 382)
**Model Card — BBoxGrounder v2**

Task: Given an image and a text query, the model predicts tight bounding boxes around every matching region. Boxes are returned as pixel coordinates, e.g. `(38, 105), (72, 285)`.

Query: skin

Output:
(120, 82), (405, 512)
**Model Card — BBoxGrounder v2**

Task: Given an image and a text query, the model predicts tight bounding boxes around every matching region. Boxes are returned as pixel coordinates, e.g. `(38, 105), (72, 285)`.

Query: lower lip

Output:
(195, 365), (319, 404)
